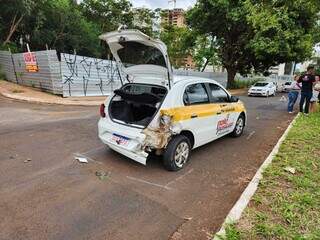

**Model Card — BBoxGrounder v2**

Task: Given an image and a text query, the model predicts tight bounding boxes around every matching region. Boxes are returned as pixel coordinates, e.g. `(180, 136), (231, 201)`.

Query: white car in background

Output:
(98, 29), (247, 171)
(281, 81), (294, 92)
(248, 82), (277, 97)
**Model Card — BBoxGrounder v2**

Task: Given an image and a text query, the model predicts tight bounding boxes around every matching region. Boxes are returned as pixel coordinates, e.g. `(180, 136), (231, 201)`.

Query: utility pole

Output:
(168, 0), (177, 9)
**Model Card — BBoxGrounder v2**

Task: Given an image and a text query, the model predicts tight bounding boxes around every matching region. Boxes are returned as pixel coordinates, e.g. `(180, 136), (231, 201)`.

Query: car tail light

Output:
(100, 104), (106, 118)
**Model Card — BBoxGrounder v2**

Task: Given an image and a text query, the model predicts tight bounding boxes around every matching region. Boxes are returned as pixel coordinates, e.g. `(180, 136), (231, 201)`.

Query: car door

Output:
(182, 83), (221, 147)
(207, 83), (238, 137)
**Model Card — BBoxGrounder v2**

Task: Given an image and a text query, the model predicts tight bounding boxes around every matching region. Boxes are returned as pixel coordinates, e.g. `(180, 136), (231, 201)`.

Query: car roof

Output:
(172, 75), (222, 86)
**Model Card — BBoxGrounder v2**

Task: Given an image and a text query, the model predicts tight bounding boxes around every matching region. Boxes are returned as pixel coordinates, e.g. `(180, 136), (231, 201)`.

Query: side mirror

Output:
(230, 96), (239, 102)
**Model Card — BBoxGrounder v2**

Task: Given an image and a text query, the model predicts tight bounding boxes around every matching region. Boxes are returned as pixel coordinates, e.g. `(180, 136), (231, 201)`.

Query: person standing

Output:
(298, 66), (316, 115)
(309, 75), (320, 113)
(287, 75), (301, 113)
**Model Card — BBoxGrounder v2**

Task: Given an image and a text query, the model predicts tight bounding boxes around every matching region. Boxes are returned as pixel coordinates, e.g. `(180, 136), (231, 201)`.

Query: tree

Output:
(187, 0), (320, 88)
(0, 0), (36, 46)
(131, 8), (156, 37)
(192, 35), (221, 72)
(80, 0), (133, 33)
(15, 0), (102, 57)
(160, 25), (196, 69)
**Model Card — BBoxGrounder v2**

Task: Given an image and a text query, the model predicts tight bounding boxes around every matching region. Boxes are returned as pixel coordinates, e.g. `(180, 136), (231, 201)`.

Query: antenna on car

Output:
(117, 25), (128, 32)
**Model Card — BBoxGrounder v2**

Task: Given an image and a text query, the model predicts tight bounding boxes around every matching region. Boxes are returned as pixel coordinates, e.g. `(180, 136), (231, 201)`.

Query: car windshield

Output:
(254, 82), (268, 87)
(117, 41), (166, 68)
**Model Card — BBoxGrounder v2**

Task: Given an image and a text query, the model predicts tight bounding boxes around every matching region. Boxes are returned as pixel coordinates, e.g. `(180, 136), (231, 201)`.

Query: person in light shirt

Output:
(309, 75), (319, 113)
(287, 75), (301, 113)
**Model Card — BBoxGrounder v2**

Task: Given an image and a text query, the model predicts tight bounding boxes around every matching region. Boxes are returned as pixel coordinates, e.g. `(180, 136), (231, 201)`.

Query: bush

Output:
(0, 42), (19, 53)
(229, 77), (265, 89)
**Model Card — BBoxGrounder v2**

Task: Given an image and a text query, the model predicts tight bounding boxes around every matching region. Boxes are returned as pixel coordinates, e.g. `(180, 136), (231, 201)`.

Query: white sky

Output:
(130, 0), (196, 9)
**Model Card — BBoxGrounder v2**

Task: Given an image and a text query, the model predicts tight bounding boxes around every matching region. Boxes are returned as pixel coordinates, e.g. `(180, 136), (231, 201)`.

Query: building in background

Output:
(160, 8), (195, 69)
(161, 8), (186, 27)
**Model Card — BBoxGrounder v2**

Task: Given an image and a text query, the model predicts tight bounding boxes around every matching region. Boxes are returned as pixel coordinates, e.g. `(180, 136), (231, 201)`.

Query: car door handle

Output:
(191, 113), (198, 118)
(220, 104), (227, 107)
(217, 111), (222, 115)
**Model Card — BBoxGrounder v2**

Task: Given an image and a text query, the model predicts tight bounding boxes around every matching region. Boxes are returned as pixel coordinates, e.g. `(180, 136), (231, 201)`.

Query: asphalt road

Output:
(0, 94), (294, 240)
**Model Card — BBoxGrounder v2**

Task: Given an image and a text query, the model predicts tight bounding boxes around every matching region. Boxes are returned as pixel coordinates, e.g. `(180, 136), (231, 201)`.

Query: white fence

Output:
(0, 50), (62, 94)
(61, 53), (122, 97)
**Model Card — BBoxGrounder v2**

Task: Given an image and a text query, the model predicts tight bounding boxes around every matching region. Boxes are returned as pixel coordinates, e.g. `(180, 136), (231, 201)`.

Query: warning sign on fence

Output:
(23, 52), (39, 72)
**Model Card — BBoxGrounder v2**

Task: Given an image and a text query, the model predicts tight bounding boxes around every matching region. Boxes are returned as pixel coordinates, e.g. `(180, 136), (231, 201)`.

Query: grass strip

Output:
(221, 113), (320, 239)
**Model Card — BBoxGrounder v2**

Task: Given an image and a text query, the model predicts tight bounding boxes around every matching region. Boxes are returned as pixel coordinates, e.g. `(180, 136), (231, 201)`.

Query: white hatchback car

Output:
(248, 82), (277, 97)
(98, 30), (247, 171)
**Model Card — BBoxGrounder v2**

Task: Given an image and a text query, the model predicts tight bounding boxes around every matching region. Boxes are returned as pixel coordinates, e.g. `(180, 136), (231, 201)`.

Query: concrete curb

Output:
(213, 114), (299, 240)
(0, 89), (104, 106)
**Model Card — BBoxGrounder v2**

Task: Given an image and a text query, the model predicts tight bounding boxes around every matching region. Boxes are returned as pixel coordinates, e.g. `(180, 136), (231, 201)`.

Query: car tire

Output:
(231, 114), (245, 137)
(163, 135), (191, 171)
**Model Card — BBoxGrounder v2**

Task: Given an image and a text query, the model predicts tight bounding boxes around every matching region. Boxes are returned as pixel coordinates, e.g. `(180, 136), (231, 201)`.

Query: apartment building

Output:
(161, 8), (196, 69)
(161, 8), (186, 28)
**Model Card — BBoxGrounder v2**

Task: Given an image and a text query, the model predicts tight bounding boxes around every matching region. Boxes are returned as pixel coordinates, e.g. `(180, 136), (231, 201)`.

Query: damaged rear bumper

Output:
(98, 118), (149, 165)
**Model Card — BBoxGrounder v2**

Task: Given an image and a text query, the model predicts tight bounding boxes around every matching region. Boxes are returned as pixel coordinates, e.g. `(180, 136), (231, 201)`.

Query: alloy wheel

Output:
(174, 142), (189, 168)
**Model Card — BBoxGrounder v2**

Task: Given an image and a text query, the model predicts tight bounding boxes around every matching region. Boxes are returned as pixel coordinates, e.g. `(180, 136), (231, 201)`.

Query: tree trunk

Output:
(201, 58), (209, 72)
(226, 67), (237, 89)
(3, 14), (24, 46)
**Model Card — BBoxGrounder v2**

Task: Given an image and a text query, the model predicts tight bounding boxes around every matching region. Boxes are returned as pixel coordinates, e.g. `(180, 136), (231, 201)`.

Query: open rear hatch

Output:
(99, 29), (173, 88)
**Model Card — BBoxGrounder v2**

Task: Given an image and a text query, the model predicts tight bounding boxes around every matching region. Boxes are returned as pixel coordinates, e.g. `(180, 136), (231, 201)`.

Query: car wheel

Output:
(163, 135), (191, 171)
(231, 114), (245, 137)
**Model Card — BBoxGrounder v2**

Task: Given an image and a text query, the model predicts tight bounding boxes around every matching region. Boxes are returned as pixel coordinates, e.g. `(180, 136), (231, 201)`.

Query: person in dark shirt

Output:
(298, 65), (316, 114)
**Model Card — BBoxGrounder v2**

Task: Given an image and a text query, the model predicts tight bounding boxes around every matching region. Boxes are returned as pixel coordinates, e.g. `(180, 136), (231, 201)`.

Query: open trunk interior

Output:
(109, 84), (167, 127)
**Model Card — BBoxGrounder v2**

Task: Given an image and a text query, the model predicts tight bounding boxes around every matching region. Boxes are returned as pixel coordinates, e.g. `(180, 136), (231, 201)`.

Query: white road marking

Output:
(165, 168), (194, 188)
(126, 176), (173, 190)
(246, 131), (256, 140)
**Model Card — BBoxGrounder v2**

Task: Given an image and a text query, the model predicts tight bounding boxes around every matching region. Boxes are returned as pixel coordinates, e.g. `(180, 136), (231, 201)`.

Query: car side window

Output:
(183, 83), (209, 105)
(209, 83), (229, 103)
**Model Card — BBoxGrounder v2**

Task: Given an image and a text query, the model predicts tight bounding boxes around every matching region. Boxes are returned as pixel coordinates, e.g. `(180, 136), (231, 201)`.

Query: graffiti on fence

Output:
(61, 53), (122, 97)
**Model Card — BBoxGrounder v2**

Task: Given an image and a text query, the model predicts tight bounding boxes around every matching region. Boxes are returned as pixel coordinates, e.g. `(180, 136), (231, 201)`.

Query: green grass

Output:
(221, 112), (320, 240)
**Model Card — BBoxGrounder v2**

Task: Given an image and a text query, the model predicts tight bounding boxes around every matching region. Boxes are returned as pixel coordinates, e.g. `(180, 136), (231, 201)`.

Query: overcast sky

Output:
(130, 0), (196, 9)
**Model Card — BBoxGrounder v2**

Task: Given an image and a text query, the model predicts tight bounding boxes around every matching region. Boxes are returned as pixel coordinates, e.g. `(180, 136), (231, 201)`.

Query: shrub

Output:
(229, 77), (265, 89)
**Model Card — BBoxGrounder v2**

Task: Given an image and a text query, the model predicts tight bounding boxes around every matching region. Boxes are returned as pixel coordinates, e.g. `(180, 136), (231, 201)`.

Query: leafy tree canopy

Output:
(0, 0), (156, 57)
(188, 0), (320, 88)
(160, 25), (196, 69)
(80, 0), (133, 33)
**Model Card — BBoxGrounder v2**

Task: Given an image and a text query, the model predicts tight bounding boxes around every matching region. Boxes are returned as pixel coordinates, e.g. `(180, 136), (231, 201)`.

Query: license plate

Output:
(112, 134), (130, 146)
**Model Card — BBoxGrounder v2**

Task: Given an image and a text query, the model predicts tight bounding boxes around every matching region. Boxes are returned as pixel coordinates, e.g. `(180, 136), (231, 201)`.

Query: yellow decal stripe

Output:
(161, 103), (245, 122)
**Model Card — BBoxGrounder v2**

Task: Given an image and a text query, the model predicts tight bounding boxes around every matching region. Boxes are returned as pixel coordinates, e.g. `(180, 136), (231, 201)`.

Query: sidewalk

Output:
(0, 80), (106, 106)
